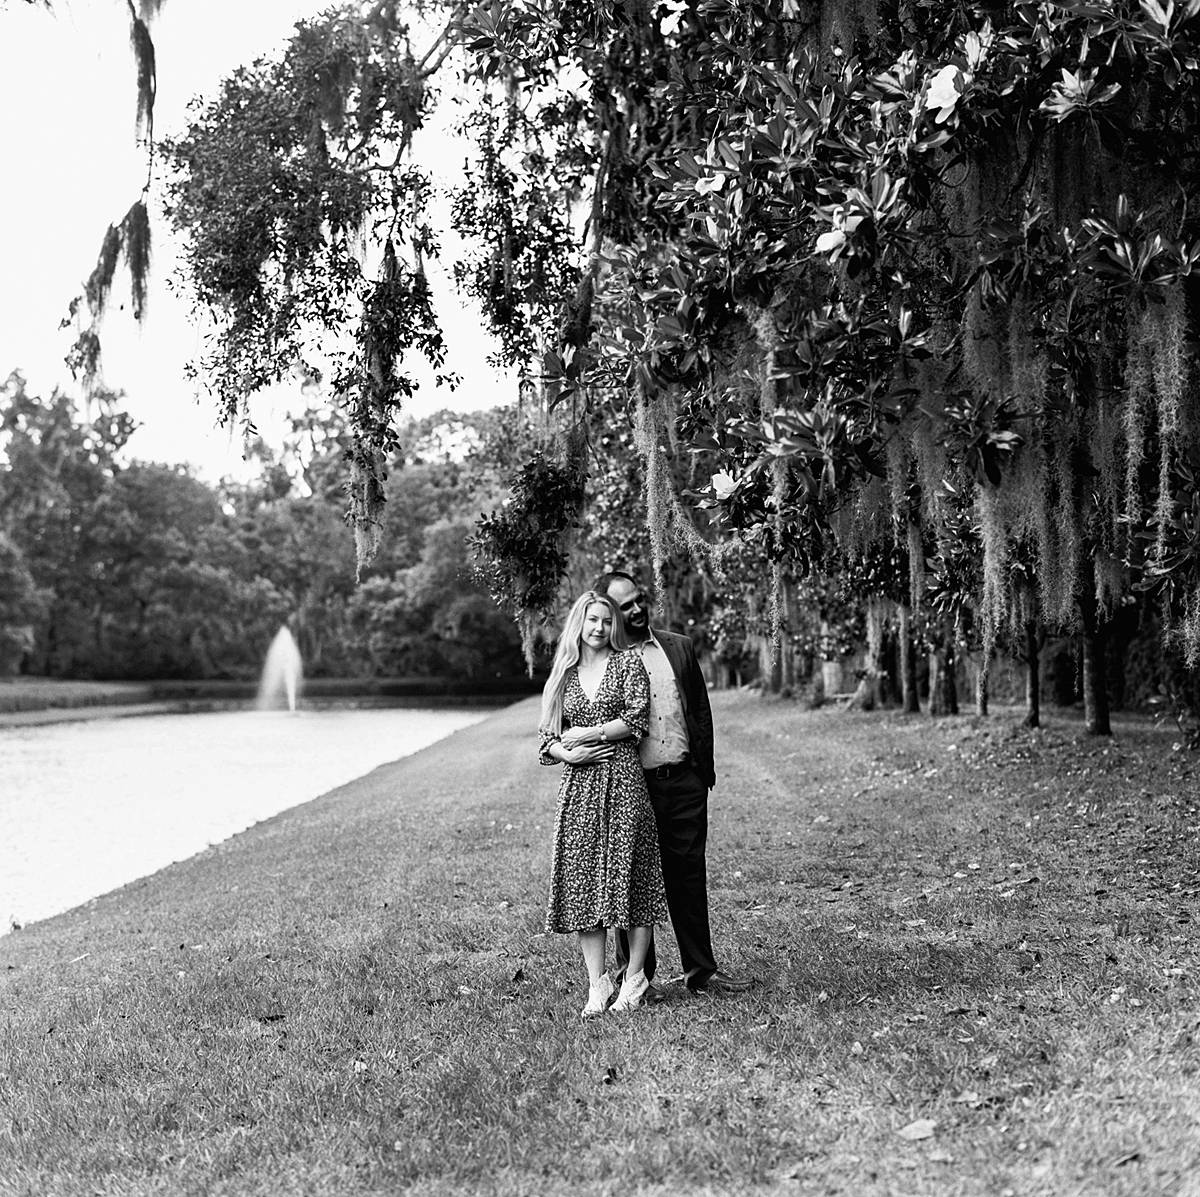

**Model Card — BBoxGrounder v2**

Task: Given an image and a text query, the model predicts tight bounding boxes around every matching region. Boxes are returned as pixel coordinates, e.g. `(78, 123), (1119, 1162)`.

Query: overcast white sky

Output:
(0, 0), (510, 479)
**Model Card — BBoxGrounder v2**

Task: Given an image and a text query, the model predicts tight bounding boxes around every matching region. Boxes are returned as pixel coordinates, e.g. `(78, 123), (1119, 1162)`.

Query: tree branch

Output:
(416, 3), (469, 78)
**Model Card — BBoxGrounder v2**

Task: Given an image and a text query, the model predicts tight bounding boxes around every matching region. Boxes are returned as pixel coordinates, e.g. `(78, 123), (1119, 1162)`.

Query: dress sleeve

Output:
(538, 729), (561, 767)
(618, 652), (650, 740)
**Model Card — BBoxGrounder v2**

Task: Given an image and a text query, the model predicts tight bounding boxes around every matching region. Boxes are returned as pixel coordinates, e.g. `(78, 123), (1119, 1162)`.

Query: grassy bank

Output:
(0, 677), (156, 714)
(0, 675), (541, 716)
(2, 695), (1198, 1196)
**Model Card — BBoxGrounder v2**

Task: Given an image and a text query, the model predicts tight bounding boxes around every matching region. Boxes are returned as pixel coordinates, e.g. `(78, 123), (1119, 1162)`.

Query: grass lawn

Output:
(2, 693), (1199, 1196)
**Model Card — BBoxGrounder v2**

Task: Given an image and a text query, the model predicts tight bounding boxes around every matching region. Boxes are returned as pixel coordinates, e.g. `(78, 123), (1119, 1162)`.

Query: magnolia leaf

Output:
(1140, 0), (1173, 29)
(896, 1118), (938, 1141)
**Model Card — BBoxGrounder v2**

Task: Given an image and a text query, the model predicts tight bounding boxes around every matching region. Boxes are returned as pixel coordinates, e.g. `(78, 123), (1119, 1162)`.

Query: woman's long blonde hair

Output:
(539, 591), (629, 735)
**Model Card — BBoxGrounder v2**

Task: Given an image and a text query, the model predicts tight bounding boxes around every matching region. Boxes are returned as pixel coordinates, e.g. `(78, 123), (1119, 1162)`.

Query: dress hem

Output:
(545, 914), (666, 934)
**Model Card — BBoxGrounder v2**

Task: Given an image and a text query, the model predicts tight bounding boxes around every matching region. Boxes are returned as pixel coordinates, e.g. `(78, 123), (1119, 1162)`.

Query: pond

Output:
(0, 705), (493, 934)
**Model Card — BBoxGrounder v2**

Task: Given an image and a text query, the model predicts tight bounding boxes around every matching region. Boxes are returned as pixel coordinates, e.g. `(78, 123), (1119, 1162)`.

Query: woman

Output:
(540, 591), (668, 1018)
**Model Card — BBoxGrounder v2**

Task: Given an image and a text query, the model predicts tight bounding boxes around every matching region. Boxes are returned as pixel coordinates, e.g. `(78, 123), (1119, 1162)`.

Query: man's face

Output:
(606, 578), (650, 634)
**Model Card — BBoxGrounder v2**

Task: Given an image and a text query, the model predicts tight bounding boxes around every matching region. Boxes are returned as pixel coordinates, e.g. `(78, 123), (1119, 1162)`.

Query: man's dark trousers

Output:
(619, 760), (717, 986)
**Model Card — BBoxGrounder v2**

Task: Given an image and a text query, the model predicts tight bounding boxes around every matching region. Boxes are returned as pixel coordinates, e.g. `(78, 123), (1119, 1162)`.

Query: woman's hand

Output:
(563, 742), (614, 766)
(561, 725), (600, 748)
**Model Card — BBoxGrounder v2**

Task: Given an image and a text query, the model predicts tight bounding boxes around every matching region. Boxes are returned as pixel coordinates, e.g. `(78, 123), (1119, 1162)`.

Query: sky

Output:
(0, 0), (511, 479)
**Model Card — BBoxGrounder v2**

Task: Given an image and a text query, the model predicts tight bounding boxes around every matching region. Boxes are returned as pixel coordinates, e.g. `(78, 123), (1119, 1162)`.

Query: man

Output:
(596, 570), (751, 995)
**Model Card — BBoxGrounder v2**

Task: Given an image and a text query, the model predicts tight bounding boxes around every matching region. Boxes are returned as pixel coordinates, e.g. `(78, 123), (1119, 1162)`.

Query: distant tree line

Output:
(0, 372), (525, 682)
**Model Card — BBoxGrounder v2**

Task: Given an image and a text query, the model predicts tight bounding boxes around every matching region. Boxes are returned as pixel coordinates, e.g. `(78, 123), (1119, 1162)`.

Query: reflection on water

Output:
(0, 706), (490, 933)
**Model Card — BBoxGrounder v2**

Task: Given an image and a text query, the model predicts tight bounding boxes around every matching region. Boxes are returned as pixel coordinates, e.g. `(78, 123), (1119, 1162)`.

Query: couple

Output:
(539, 571), (751, 1018)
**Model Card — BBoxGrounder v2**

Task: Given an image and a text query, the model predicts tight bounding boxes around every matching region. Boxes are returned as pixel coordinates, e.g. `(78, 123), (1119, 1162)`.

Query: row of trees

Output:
(0, 372), (524, 681)
(448, 0), (1200, 737)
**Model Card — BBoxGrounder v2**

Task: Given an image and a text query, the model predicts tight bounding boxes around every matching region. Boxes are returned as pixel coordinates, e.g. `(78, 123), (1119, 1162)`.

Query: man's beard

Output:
(626, 614), (650, 639)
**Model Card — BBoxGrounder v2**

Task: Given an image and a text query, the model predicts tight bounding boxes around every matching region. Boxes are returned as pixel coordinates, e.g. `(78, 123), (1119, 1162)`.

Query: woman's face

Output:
(580, 601), (614, 651)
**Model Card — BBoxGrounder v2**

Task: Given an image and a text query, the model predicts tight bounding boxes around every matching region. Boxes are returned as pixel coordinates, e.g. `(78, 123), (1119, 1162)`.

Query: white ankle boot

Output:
(612, 969), (649, 1011)
(581, 972), (614, 1019)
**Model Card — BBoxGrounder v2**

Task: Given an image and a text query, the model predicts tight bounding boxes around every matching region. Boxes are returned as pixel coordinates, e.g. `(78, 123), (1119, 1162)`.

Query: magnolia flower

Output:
(815, 229), (846, 254)
(925, 65), (962, 123)
(660, 0), (688, 37)
(963, 24), (994, 71)
(711, 471), (739, 500)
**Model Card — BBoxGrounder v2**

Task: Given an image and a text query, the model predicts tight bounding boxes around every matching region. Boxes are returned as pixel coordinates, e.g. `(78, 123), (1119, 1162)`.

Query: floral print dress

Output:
(541, 650), (668, 933)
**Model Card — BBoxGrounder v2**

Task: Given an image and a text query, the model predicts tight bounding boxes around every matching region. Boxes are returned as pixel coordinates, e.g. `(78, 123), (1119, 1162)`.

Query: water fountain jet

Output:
(258, 626), (303, 712)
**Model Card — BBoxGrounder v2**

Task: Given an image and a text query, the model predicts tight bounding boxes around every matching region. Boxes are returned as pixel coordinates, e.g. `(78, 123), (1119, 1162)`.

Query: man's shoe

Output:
(642, 981), (668, 1004)
(689, 969), (753, 994)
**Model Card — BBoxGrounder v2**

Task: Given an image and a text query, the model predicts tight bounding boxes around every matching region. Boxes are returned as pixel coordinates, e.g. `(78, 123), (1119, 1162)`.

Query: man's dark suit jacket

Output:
(650, 627), (716, 790)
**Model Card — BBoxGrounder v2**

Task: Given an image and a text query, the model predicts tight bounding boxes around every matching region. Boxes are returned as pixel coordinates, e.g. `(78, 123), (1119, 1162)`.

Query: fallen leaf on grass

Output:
(897, 1118), (937, 1141)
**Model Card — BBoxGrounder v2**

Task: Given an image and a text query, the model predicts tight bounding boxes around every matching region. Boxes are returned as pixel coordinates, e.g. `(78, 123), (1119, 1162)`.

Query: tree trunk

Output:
(898, 603), (920, 713)
(1079, 600), (1112, 736)
(1022, 618), (1041, 729)
(759, 635), (783, 695)
(975, 654), (989, 716)
(819, 619), (843, 697)
(880, 625), (896, 706)
(847, 597), (885, 710)
(928, 627), (958, 716)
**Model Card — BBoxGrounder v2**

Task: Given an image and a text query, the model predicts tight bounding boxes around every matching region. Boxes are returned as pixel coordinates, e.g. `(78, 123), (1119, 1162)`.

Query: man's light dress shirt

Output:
(636, 632), (690, 769)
